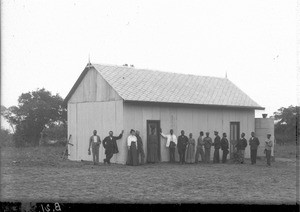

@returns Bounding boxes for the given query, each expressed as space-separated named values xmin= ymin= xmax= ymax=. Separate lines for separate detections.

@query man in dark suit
xmin=88 ymin=130 xmax=101 ymax=165
xmin=103 ymin=130 xmax=124 ymax=164
xmin=177 ymin=130 xmax=188 ymax=164
xmin=220 ymin=132 xmax=229 ymax=163
xmin=249 ymin=132 xmax=260 ymax=165
xmin=213 ymin=131 xmax=221 ymax=163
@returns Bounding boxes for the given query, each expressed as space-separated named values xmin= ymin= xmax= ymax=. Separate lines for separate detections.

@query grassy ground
xmin=0 ymin=145 xmax=298 ymax=204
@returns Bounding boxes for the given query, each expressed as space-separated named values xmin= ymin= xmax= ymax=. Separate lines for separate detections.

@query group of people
xmin=88 ymin=128 xmax=274 ymax=167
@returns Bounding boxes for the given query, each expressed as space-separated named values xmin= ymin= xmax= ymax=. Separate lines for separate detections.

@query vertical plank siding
xmin=68 ymin=100 xmax=124 ymax=163
xmin=69 ymin=69 xmax=122 ymax=103
xmin=123 ymin=103 xmax=255 ymax=163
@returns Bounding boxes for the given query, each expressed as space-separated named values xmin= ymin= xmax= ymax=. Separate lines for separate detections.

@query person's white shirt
xmin=93 ymin=135 xmax=98 ymax=143
xmin=127 ymin=135 xmax=137 ymax=147
xmin=161 ymin=132 xmax=177 ymax=147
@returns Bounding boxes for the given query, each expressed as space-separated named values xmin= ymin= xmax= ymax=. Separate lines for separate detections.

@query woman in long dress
xmin=147 ymin=128 xmax=159 ymax=163
xmin=126 ymin=129 xmax=138 ymax=166
xmin=186 ymin=133 xmax=196 ymax=164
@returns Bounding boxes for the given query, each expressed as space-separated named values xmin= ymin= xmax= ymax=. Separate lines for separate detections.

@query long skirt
xmin=127 ymin=142 xmax=138 ymax=166
xmin=185 ymin=144 xmax=195 ymax=163
xmin=205 ymin=148 xmax=211 ymax=163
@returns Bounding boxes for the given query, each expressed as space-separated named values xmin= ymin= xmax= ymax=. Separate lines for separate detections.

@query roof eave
xmin=123 ymin=100 xmax=265 ymax=110
xmin=63 ymin=65 xmax=93 ymax=106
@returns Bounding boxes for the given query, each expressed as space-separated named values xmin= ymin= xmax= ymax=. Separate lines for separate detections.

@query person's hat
xmin=267 ymin=133 xmax=271 ymax=136
xmin=214 ymin=131 xmax=218 ymax=133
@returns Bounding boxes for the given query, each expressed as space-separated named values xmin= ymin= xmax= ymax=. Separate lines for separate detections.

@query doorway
xmin=230 ymin=122 xmax=240 ymax=158
xmin=146 ymin=120 xmax=161 ymax=161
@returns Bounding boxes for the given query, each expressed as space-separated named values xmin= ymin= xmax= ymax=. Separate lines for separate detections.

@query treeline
xmin=1 ymin=88 xmax=67 ymax=147
xmin=273 ymin=105 xmax=298 ymax=144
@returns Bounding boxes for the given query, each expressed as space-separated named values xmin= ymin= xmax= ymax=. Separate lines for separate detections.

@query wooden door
xmin=230 ymin=122 xmax=240 ymax=158
xmin=146 ymin=120 xmax=161 ymax=161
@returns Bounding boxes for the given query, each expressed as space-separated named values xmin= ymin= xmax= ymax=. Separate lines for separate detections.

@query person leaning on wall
xmin=160 ymin=128 xmax=177 ymax=163
xmin=102 ymin=130 xmax=124 ymax=165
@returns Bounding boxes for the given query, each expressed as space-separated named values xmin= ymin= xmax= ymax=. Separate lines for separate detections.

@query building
xmin=64 ymin=63 xmax=269 ymax=164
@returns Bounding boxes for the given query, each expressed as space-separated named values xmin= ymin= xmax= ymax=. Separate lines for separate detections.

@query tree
xmin=0 ymin=128 xmax=13 ymax=147
xmin=3 ymin=88 xmax=67 ymax=146
xmin=273 ymin=105 xmax=298 ymax=144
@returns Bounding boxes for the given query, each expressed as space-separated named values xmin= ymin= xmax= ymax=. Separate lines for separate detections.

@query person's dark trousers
xmin=178 ymin=149 xmax=186 ymax=164
xmin=182 ymin=149 xmax=186 ymax=163
xmin=266 ymin=150 xmax=271 ymax=166
xmin=250 ymin=149 xmax=257 ymax=164
xmin=92 ymin=145 xmax=99 ymax=164
xmin=213 ymin=149 xmax=220 ymax=163
xmin=105 ymin=153 xmax=113 ymax=164
xmin=222 ymin=150 xmax=228 ymax=163
xmin=169 ymin=147 xmax=175 ymax=163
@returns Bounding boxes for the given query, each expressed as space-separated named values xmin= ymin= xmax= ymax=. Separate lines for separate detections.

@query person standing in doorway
xmin=102 ymin=130 xmax=124 ymax=165
xmin=186 ymin=133 xmax=196 ymax=164
xmin=249 ymin=132 xmax=260 ymax=165
xmin=265 ymin=134 xmax=273 ymax=166
xmin=136 ymin=130 xmax=145 ymax=165
xmin=220 ymin=133 xmax=229 ymax=163
xmin=88 ymin=130 xmax=101 ymax=165
xmin=212 ymin=131 xmax=221 ymax=163
xmin=236 ymin=133 xmax=247 ymax=164
xmin=177 ymin=130 xmax=188 ymax=164
xmin=203 ymin=132 xmax=213 ymax=163
xmin=195 ymin=131 xmax=205 ymax=163
xmin=127 ymin=129 xmax=139 ymax=166
xmin=147 ymin=128 xmax=159 ymax=163
xmin=161 ymin=129 xmax=177 ymax=163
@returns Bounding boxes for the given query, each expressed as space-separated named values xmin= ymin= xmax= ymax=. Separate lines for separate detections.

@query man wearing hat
xmin=212 ymin=131 xmax=221 ymax=163
xmin=249 ymin=132 xmax=260 ymax=165
xmin=265 ymin=134 xmax=273 ymax=166
xmin=203 ymin=132 xmax=213 ymax=163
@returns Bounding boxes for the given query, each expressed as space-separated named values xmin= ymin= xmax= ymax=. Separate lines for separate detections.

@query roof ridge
xmin=91 ymin=63 xmax=227 ymax=80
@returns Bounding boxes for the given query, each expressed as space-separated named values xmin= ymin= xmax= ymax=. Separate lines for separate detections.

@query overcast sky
xmin=1 ymin=0 xmax=299 ymax=121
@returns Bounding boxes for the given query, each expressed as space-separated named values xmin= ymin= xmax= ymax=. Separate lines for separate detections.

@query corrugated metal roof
xmin=87 ymin=64 xmax=263 ymax=109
